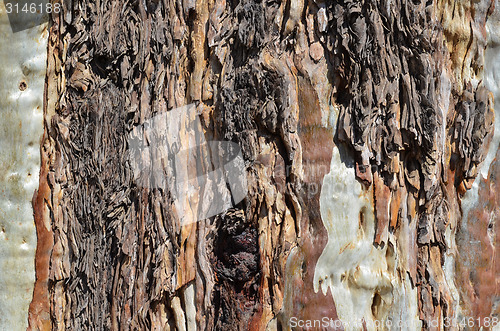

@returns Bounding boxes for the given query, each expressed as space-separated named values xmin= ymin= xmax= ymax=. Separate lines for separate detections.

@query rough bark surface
xmin=28 ymin=0 xmax=498 ymax=330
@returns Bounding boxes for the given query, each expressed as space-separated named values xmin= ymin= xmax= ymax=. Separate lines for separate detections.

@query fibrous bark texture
xmin=28 ymin=0 xmax=499 ymax=330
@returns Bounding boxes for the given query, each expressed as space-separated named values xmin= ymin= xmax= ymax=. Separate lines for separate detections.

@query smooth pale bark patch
xmin=0 ymin=4 xmax=47 ymax=330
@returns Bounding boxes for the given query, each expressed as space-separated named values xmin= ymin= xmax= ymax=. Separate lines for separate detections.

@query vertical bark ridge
xmin=28 ymin=0 xmax=498 ymax=330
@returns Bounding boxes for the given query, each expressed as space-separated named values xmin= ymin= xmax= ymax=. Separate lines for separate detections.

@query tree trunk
xmin=26 ymin=0 xmax=499 ymax=330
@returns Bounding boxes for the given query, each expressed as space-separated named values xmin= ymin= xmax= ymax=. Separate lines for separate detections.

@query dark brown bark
xmin=28 ymin=0 xmax=498 ymax=330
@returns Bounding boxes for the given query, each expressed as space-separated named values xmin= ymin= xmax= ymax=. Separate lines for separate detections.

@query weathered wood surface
xmin=28 ymin=0 xmax=499 ymax=330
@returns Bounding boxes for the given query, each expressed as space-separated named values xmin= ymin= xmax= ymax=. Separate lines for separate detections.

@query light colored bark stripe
xmin=0 ymin=3 xmax=48 ymax=330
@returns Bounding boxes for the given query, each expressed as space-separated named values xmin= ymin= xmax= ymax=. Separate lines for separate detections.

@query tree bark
xmin=27 ymin=0 xmax=499 ymax=330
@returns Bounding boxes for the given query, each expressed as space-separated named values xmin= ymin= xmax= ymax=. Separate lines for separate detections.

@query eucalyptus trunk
xmin=25 ymin=0 xmax=499 ymax=330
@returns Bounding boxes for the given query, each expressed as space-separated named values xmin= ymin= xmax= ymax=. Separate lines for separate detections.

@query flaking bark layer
xmin=28 ymin=0 xmax=498 ymax=330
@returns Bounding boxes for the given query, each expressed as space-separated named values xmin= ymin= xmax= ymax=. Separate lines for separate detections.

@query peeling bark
xmin=27 ymin=0 xmax=498 ymax=330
